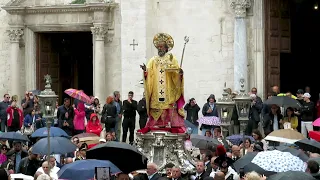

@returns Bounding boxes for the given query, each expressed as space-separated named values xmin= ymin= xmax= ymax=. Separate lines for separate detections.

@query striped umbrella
xmin=64 ymin=88 xmax=91 ymax=104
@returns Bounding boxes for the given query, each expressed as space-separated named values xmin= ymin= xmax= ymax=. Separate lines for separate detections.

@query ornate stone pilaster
xmin=8 ymin=29 xmax=23 ymax=42
xmin=8 ymin=28 xmax=24 ymax=102
xmin=91 ymin=26 xmax=108 ymax=41
xmin=230 ymin=0 xmax=252 ymax=18
xmin=91 ymin=25 xmax=107 ymax=100
xmin=230 ymin=0 xmax=251 ymax=92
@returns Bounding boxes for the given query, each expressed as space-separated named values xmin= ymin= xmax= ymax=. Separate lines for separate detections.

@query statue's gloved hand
xmin=140 ymin=63 xmax=146 ymax=71
xmin=179 ymin=68 xmax=184 ymax=75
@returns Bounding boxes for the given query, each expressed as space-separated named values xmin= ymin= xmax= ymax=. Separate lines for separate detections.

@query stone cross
xmin=130 ymin=39 xmax=138 ymax=51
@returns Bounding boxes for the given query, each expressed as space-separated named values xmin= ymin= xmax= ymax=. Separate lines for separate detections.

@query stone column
xmin=230 ymin=0 xmax=251 ymax=92
xmin=8 ymin=28 xmax=24 ymax=99
xmin=91 ymin=25 xmax=108 ymax=99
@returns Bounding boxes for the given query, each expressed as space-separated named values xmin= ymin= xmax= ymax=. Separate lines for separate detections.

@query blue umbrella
xmin=31 ymin=127 xmax=70 ymax=138
xmin=0 ymin=132 xmax=29 ymax=141
xmin=58 ymin=159 xmax=121 ymax=180
xmin=32 ymin=137 xmax=76 ymax=155
xmin=226 ymin=134 xmax=255 ymax=145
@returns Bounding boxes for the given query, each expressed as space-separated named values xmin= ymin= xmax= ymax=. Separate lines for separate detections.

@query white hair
xmin=244 ymin=171 xmax=261 ymax=180
xmin=37 ymin=174 xmax=51 ymax=180
xmin=147 ymin=162 xmax=158 ymax=170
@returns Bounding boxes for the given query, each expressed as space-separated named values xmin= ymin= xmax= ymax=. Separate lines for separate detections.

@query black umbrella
xmin=264 ymin=96 xmax=302 ymax=108
xmin=233 ymin=152 xmax=257 ymax=172
xmin=267 ymin=171 xmax=316 ymax=180
xmin=275 ymin=145 xmax=309 ymax=162
xmin=295 ymin=138 xmax=320 ymax=154
xmin=86 ymin=141 xmax=148 ymax=174
xmin=233 ymin=152 xmax=276 ymax=176
xmin=190 ymin=134 xmax=221 ymax=149
xmin=0 ymin=132 xmax=29 ymax=142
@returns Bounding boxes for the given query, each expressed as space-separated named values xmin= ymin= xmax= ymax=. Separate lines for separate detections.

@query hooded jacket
xmin=86 ymin=113 xmax=102 ymax=136
xmin=73 ymin=103 xmax=86 ymax=130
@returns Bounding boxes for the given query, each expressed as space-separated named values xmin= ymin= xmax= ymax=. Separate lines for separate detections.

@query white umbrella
xmin=251 ymin=150 xmax=307 ymax=172
xmin=10 ymin=173 xmax=34 ymax=180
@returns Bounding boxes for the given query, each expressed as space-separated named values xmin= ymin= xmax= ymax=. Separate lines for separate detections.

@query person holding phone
xmin=59 ymin=112 xmax=74 ymax=136
xmin=184 ymin=98 xmax=200 ymax=134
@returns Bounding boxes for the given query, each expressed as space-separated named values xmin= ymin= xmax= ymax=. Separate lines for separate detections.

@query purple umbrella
xmin=226 ymin=134 xmax=255 ymax=145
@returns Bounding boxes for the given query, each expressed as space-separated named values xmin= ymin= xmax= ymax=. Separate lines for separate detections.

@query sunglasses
xmin=1 ymin=148 xmax=7 ymax=151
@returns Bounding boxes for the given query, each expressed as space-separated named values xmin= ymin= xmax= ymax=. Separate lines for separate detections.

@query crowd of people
xmin=0 ymin=83 xmax=317 ymax=179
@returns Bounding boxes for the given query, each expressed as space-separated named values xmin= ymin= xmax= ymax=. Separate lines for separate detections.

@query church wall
xmin=0 ymin=0 xmax=17 ymax=96
xmin=104 ymin=2 xmax=122 ymax=98
xmin=119 ymin=0 xmax=148 ymax=101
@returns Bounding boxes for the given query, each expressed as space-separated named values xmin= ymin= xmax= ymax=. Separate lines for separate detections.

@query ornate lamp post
xmin=215 ymin=83 xmax=235 ymax=138
xmin=233 ymin=79 xmax=251 ymax=154
xmin=38 ymin=75 xmax=58 ymax=165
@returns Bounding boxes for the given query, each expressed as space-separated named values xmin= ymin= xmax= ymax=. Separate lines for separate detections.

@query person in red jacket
xmin=6 ymin=101 xmax=23 ymax=132
xmin=86 ymin=113 xmax=102 ymax=136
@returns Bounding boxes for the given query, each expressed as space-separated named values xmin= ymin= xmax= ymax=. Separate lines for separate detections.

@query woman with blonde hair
xmin=244 ymin=171 xmax=266 ymax=180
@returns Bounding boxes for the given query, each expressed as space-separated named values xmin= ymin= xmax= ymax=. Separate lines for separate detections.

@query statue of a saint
xmin=140 ymin=33 xmax=185 ymax=131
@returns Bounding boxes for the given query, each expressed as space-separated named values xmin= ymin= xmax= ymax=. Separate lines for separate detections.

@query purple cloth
xmin=197 ymin=116 xmax=221 ymax=126
xmin=0 ymin=154 xmax=7 ymax=165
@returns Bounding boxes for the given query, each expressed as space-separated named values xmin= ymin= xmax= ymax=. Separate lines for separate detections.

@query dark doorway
xmin=280 ymin=0 xmax=320 ymax=102
xmin=36 ymin=32 xmax=93 ymax=104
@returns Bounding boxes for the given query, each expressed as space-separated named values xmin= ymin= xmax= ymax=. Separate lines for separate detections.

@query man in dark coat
xmin=247 ymin=92 xmax=263 ymax=135
xmin=122 ymin=91 xmax=137 ymax=145
xmin=137 ymin=93 xmax=148 ymax=129
xmin=0 ymin=94 xmax=10 ymax=132
xmin=147 ymin=163 xmax=162 ymax=180
xmin=190 ymin=161 xmax=209 ymax=180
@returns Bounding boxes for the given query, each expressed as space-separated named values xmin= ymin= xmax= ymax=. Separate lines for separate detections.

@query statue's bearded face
xmin=157 ymin=42 xmax=168 ymax=57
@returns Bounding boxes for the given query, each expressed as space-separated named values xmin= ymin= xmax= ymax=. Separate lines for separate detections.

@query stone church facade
xmin=0 ymin=0 xmax=265 ymax=107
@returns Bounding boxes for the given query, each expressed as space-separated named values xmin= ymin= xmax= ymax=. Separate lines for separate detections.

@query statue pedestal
xmin=136 ymin=130 xmax=196 ymax=174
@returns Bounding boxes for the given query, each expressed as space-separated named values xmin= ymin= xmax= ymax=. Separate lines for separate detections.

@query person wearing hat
xmin=140 ymin=33 xmax=185 ymax=130
xmin=75 ymin=143 xmax=87 ymax=161
xmin=300 ymin=92 xmax=315 ymax=137
xmin=214 ymin=145 xmax=239 ymax=180
xmin=201 ymin=94 xmax=218 ymax=135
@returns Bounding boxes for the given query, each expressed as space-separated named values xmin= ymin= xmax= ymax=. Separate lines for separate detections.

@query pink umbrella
xmin=313 ymin=118 xmax=320 ymax=127
xmin=64 ymin=88 xmax=91 ymax=104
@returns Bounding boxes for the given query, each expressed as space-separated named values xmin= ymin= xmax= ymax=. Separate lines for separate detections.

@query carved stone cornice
xmin=230 ymin=0 xmax=251 ymax=18
xmin=2 ymin=3 xmax=118 ymax=15
xmin=91 ymin=26 xmax=108 ymax=41
xmin=7 ymin=29 xmax=24 ymax=42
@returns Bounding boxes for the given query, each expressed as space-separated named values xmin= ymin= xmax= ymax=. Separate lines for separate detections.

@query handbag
xmin=22 ymin=125 xmax=34 ymax=135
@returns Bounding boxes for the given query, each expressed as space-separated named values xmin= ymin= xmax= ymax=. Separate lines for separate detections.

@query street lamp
xmin=233 ymin=79 xmax=251 ymax=154
xmin=215 ymin=83 xmax=235 ymax=138
xmin=38 ymin=75 xmax=58 ymax=166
